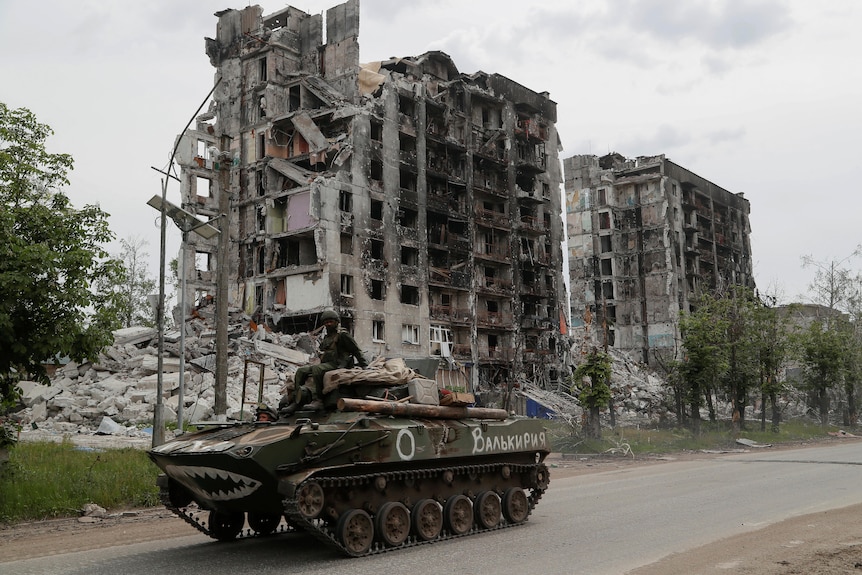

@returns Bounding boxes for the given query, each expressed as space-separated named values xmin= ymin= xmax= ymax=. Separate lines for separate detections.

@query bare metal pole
xmin=214 ymin=138 xmax=230 ymax=418
xmin=151 ymin=80 xmax=221 ymax=447
xmin=177 ymin=230 xmax=188 ymax=432
xmin=153 ymin=178 xmax=167 ymax=448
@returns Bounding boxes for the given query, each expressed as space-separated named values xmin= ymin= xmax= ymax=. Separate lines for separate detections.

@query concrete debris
xmin=95 ymin=416 xmax=123 ymax=435
xmin=111 ymin=326 xmax=158 ymax=346
xmin=80 ymin=503 xmax=108 ymax=518
xmin=736 ymin=438 xmax=772 ymax=448
xmin=9 ymin=310 xmax=340 ymax=444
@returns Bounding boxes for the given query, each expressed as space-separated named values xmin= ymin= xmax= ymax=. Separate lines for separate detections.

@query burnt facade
xmin=564 ymin=153 xmax=754 ymax=364
xmin=173 ymin=1 xmax=566 ymax=397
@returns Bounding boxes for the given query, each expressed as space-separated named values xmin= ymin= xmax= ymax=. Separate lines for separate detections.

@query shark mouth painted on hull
xmin=165 ymin=464 xmax=262 ymax=502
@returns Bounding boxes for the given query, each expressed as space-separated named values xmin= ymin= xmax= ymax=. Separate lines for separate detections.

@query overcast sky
xmin=1 ymin=0 xmax=860 ymax=305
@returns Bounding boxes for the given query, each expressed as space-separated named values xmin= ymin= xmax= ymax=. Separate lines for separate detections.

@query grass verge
xmin=0 ymin=439 xmax=160 ymax=524
xmin=548 ymin=419 xmax=847 ymax=456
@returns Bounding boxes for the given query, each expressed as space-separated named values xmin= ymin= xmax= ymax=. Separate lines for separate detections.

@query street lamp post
xmin=146 ymin=81 xmax=221 ymax=449
xmin=146 ymin=195 xmax=219 ymax=438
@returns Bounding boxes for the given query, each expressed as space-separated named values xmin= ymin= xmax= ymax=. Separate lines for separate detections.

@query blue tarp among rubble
xmin=526 ymin=398 xmax=556 ymax=419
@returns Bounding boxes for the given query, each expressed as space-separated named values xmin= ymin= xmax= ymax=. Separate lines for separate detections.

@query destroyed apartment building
xmin=564 ymin=153 xmax=754 ymax=365
xmin=171 ymin=0 xmax=566 ymax=398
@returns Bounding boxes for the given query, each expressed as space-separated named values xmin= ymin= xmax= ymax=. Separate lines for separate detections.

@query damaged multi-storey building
xmin=564 ymin=153 xmax=754 ymax=365
xmin=171 ymin=1 xmax=566 ymax=401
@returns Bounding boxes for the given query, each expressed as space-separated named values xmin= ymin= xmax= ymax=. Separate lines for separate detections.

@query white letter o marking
xmin=396 ymin=429 xmax=415 ymax=461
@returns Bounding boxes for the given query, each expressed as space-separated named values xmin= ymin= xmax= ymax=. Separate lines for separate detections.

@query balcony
xmin=515 ymin=142 xmax=546 ymax=172
xmin=399 ymin=188 xmax=418 ymax=207
xmin=518 ymin=215 xmax=545 ymax=236
xmin=478 ymin=347 xmax=514 ymax=362
xmin=429 ymin=267 xmax=450 ymax=285
xmin=520 ymin=283 xmax=548 ymax=297
xmin=451 ymin=344 xmax=472 ymax=359
xmin=430 ymin=304 xmax=452 ymax=321
xmin=477 ymin=311 xmax=513 ymax=327
xmin=427 ymin=191 xmax=449 ymax=212
xmin=478 ymin=276 xmax=513 ymax=295
xmin=473 ymin=176 xmax=508 ymax=199
xmin=397 ymin=224 xmax=418 ymax=242
xmin=476 ymin=208 xmax=510 ymax=229
xmin=515 ymin=118 xmax=548 ymax=142
xmin=475 ymin=244 xmax=510 ymax=263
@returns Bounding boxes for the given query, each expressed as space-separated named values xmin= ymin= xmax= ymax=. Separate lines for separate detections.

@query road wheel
xmin=412 ymin=498 xmax=443 ymax=541
xmin=208 ymin=511 xmax=244 ymax=541
xmin=247 ymin=512 xmax=281 ymax=535
xmin=376 ymin=501 xmax=410 ymax=547
xmin=296 ymin=481 xmax=325 ymax=519
xmin=337 ymin=509 xmax=374 ymax=556
xmin=502 ymin=487 xmax=529 ymax=524
xmin=444 ymin=494 xmax=473 ymax=535
xmin=474 ymin=491 xmax=502 ymax=529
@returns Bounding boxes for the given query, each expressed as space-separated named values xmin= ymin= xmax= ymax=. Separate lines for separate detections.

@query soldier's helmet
xmin=255 ymin=403 xmax=277 ymax=422
xmin=320 ymin=309 xmax=340 ymax=323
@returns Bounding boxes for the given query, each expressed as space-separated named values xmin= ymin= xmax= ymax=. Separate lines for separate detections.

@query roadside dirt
xmin=2 ymin=438 xmax=862 ymax=573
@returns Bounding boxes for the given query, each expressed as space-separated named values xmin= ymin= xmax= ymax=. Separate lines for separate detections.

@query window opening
xmin=371 ymin=279 xmax=385 ymax=300
xmin=402 ymin=324 xmax=420 ymax=345
xmin=401 ymin=285 xmax=420 ymax=306
xmin=600 ymin=235 xmax=612 ymax=253
xmin=196 ymin=176 xmax=211 ymax=199
xmin=339 ymin=190 xmax=352 ymax=212
xmin=340 ymin=234 xmax=353 ymax=255
xmin=600 ymin=258 xmax=612 ymax=276
xmin=370 ymin=120 xmax=382 ymax=141
xmin=371 ymin=199 xmax=383 ymax=220
xmin=599 ymin=212 xmax=611 ymax=230
xmin=372 ymin=320 xmax=385 ymax=342
xmin=401 ymin=246 xmax=419 ymax=267
xmin=341 ymin=274 xmax=353 ymax=296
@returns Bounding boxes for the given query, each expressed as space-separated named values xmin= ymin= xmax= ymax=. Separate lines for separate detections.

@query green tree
xmin=570 ymin=349 xmax=612 ymax=439
xmin=0 ymin=103 xmax=123 ymax=408
xmin=754 ymin=297 xmax=793 ymax=433
xmin=799 ymin=252 xmax=861 ymax=427
xmin=840 ymin=278 xmax=862 ymax=427
xmin=800 ymin=319 xmax=849 ymax=428
xmin=679 ymin=294 xmax=730 ymax=435
xmin=722 ymin=287 xmax=763 ymax=432
xmin=842 ymin=323 xmax=862 ymax=428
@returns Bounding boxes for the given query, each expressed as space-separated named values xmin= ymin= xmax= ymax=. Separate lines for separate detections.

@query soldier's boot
xmin=279 ymin=388 xmax=311 ymax=417
xmin=302 ymin=398 xmax=325 ymax=411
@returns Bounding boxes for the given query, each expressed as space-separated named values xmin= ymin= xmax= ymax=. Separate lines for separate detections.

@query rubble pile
xmin=599 ymin=348 xmax=812 ymax=426
xmin=10 ymin=307 xmax=315 ymax=441
xmin=607 ymin=349 xmax=674 ymax=426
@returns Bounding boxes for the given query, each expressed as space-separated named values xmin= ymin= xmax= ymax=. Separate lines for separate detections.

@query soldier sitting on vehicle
xmin=279 ymin=309 xmax=367 ymax=415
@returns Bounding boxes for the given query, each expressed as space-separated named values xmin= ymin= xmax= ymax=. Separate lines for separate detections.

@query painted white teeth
xmin=165 ymin=464 xmax=261 ymax=501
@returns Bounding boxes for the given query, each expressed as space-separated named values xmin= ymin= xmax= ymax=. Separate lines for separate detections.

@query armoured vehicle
xmin=148 ymin=387 xmax=550 ymax=556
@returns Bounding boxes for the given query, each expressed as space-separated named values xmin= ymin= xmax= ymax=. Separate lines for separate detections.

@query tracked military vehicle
xmin=148 ymin=375 xmax=550 ymax=557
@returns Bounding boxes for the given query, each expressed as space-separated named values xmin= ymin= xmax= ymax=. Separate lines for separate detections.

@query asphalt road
xmin=5 ymin=442 xmax=862 ymax=575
